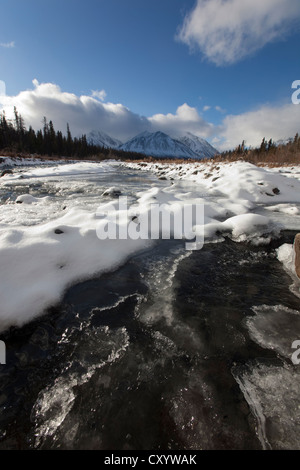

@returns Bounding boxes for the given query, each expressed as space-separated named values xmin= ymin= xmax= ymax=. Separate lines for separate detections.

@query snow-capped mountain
xmin=175 ymin=132 xmax=218 ymax=159
xmin=119 ymin=131 xmax=199 ymax=159
xmin=87 ymin=129 xmax=218 ymax=159
xmin=87 ymin=130 xmax=123 ymax=149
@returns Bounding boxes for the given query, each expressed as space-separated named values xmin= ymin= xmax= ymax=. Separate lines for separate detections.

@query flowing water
xmin=1 ymin=162 xmax=300 ymax=450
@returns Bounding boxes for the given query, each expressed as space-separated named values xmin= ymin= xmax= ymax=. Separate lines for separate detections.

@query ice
xmin=246 ymin=305 xmax=300 ymax=360
xmin=8 ymin=160 xmax=119 ymax=179
xmin=137 ymin=247 xmax=192 ymax=327
xmin=232 ymin=362 xmax=300 ymax=449
xmin=3 ymin=157 xmax=300 ymax=450
xmin=1 ymin=158 xmax=299 ymax=333
xmin=31 ymin=325 xmax=130 ymax=447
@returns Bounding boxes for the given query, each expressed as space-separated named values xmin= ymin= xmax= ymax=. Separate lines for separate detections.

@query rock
xmin=272 ymin=187 xmax=280 ymax=195
xmin=1 ymin=169 xmax=13 ymax=177
xmin=15 ymin=194 xmax=37 ymax=204
xmin=54 ymin=229 xmax=64 ymax=235
xmin=102 ymin=187 xmax=122 ymax=198
xmin=294 ymin=234 xmax=300 ymax=278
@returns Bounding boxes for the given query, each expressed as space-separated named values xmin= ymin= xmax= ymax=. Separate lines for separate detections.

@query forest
xmin=0 ymin=107 xmax=145 ymax=160
xmin=1 ymin=107 xmax=299 ymax=165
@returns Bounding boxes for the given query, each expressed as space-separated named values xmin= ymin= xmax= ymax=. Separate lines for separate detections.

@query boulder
xmin=1 ymin=169 xmax=13 ymax=177
xmin=102 ymin=187 xmax=122 ymax=198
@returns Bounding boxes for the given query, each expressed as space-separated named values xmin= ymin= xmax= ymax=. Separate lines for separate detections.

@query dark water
xmin=1 ymin=229 xmax=300 ymax=450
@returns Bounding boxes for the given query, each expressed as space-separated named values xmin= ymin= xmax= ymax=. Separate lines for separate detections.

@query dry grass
xmin=122 ymin=136 xmax=300 ymax=167
xmin=213 ymin=137 xmax=300 ymax=167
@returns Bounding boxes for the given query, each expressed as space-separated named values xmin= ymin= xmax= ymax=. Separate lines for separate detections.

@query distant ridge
xmin=87 ymin=130 xmax=123 ymax=149
xmin=175 ymin=132 xmax=218 ymax=159
xmin=87 ymin=128 xmax=218 ymax=159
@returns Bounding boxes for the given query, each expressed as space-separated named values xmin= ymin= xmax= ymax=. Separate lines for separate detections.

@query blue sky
xmin=0 ymin=0 xmax=300 ymax=150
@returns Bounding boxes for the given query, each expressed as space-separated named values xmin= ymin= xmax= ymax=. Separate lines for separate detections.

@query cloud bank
xmin=0 ymin=80 xmax=213 ymax=142
xmin=0 ymin=80 xmax=150 ymax=142
xmin=0 ymin=79 xmax=299 ymax=151
xmin=216 ymin=102 xmax=300 ymax=150
xmin=177 ymin=0 xmax=300 ymax=66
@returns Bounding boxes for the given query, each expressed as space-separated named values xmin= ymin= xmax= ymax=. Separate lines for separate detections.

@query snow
xmin=125 ymin=160 xmax=300 ymax=214
xmin=87 ymin=130 xmax=123 ymax=149
xmin=276 ymin=243 xmax=300 ymax=298
xmin=175 ymin=132 xmax=218 ymax=159
xmin=79 ymin=129 xmax=219 ymax=159
xmin=0 ymin=204 xmax=154 ymax=331
xmin=119 ymin=131 xmax=210 ymax=159
xmin=1 ymin=157 xmax=300 ymax=333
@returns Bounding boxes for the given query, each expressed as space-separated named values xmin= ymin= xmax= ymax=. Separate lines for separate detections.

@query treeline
xmin=0 ymin=107 xmax=144 ymax=160
xmin=214 ymin=134 xmax=300 ymax=165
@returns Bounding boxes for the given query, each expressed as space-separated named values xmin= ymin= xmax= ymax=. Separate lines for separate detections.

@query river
xmin=0 ymin=160 xmax=300 ymax=450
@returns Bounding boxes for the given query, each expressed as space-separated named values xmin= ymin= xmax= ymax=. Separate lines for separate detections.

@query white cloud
xmin=91 ymin=89 xmax=107 ymax=101
xmin=0 ymin=80 xmax=150 ymax=142
xmin=215 ymin=105 xmax=226 ymax=113
xmin=216 ymin=102 xmax=300 ymax=150
xmin=203 ymin=105 xmax=211 ymax=112
xmin=149 ymin=103 xmax=214 ymax=138
xmin=1 ymin=80 xmax=299 ymax=151
xmin=177 ymin=0 xmax=300 ymax=65
xmin=0 ymin=41 xmax=15 ymax=48
xmin=0 ymin=81 xmax=213 ymax=142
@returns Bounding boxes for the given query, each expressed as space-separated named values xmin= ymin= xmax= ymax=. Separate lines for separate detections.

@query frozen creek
xmin=1 ymin=158 xmax=300 ymax=450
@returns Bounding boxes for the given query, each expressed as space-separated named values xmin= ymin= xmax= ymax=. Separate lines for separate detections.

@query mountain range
xmin=87 ymin=130 xmax=123 ymax=149
xmin=87 ymin=129 xmax=218 ymax=159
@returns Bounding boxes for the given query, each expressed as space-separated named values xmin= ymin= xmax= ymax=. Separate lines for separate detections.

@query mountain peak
xmin=175 ymin=133 xmax=218 ymax=159
xmin=87 ymin=130 xmax=123 ymax=149
xmin=120 ymin=131 xmax=199 ymax=159
xmin=87 ymin=128 xmax=218 ymax=159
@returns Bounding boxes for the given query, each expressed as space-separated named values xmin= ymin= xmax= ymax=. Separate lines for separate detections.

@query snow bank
xmin=0 ymin=205 xmax=152 ymax=332
xmin=200 ymin=162 xmax=300 ymax=204
xmin=125 ymin=161 xmax=300 ymax=205
xmin=5 ymin=160 xmax=119 ymax=179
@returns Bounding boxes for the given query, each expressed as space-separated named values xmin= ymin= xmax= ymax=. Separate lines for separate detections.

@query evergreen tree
xmin=259 ymin=137 xmax=267 ymax=153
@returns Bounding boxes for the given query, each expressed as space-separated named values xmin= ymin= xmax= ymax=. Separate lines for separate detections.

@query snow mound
xmin=0 ymin=206 xmax=152 ymax=332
